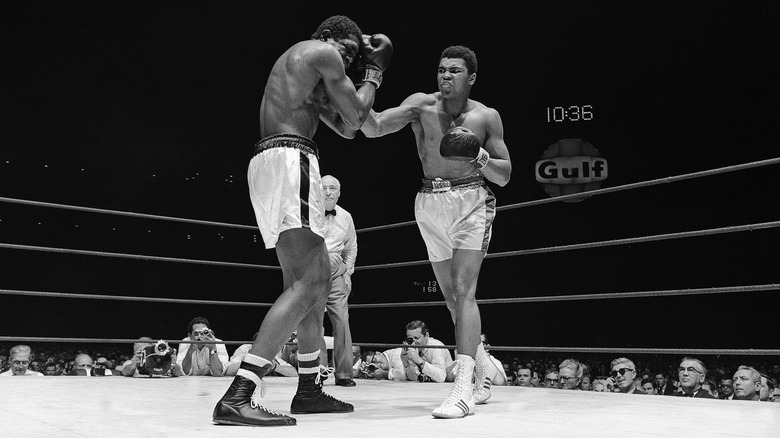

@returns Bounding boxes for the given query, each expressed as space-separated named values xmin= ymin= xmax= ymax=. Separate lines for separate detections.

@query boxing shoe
xmin=213 ymin=375 xmax=296 ymax=426
xmin=290 ymin=366 xmax=354 ymax=414
xmin=473 ymin=346 xmax=494 ymax=404
xmin=432 ymin=355 xmax=476 ymax=419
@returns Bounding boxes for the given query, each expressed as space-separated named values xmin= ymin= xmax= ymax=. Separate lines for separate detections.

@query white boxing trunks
xmin=414 ymin=174 xmax=496 ymax=262
xmin=248 ymin=134 xmax=326 ymax=249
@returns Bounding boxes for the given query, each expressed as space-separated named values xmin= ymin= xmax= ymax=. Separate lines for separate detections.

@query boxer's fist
xmin=361 ymin=34 xmax=393 ymax=71
xmin=439 ymin=126 xmax=490 ymax=169
xmin=358 ymin=34 xmax=392 ymax=88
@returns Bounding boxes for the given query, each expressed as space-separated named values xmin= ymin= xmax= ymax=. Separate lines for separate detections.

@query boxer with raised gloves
xmin=439 ymin=126 xmax=490 ymax=169
xmin=356 ymin=33 xmax=393 ymax=89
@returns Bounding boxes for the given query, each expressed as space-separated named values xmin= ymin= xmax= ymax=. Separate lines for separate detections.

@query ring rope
xmin=355 ymin=221 xmax=780 ymax=270
xmin=2 ymin=284 xmax=777 ymax=308
xmin=357 ymin=156 xmax=780 ymax=233
xmin=0 ymin=336 xmax=777 ymax=356
xmin=0 ymin=196 xmax=258 ymax=231
xmin=2 ymin=157 xmax=778 ymax=235
xmin=0 ymin=242 xmax=280 ymax=270
xmin=2 ymin=221 xmax=777 ymax=270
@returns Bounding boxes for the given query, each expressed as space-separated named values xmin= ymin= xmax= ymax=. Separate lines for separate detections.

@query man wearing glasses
xmin=674 ymin=357 xmax=715 ymax=398
xmin=543 ymin=370 xmax=559 ymax=388
xmin=610 ymin=357 xmax=644 ymax=394
xmin=557 ymin=358 xmax=584 ymax=390
xmin=718 ymin=376 xmax=735 ymax=399
xmin=0 ymin=345 xmax=43 ymax=376
xmin=176 ymin=316 xmax=229 ymax=376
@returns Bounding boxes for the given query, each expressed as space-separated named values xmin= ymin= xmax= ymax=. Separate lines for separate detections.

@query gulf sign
xmin=535 ymin=138 xmax=608 ymax=202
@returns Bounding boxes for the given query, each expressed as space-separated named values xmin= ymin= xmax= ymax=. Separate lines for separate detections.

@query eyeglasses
xmin=610 ymin=368 xmax=634 ymax=378
xmin=718 ymin=384 xmax=732 ymax=388
xmin=677 ymin=367 xmax=702 ymax=374
xmin=558 ymin=376 xmax=578 ymax=384
xmin=12 ymin=360 xmax=30 ymax=366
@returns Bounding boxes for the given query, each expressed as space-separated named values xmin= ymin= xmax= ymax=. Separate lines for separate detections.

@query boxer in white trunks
xmin=360 ymin=45 xmax=512 ymax=419
xmin=212 ymin=15 xmax=392 ymax=427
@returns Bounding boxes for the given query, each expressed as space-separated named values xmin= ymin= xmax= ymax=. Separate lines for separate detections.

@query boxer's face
xmin=437 ymin=58 xmax=474 ymax=96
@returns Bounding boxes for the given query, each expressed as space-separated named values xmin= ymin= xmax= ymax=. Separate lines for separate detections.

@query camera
xmin=405 ymin=337 xmax=415 ymax=345
xmin=140 ymin=340 xmax=175 ymax=376
xmin=360 ymin=362 xmax=380 ymax=378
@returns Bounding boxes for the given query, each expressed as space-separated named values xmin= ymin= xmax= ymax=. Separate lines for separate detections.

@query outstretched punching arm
xmin=360 ymin=92 xmax=433 ymax=138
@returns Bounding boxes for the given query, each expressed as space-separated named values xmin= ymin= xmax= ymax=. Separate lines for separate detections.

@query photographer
xmin=357 ymin=348 xmax=407 ymax=381
xmin=121 ymin=337 xmax=184 ymax=377
xmin=400 ymin=320 xmax=456 ymax=383
xmin=176 ymin=316 xmax=229 ymax=376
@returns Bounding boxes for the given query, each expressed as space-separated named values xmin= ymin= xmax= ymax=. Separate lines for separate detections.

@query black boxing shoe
xmin=213 ymin=375 xmax=296 ymax=426
xmin=290 ymin=371 xmax=354 ymax=414
xmin=335 ymin=378 xmax=356 ymax=387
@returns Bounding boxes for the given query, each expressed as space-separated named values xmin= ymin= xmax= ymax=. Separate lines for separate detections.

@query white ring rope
xmin=1 ymin=156 xmax=778 ymax=234
xmin=1 ymin=221 xmax=778 ymax=269
xmin=2 ymin=283 xmax=777 ymax=307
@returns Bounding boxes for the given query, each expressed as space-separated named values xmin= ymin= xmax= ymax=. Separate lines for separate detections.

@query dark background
xmin=1 ymin=2 xmax=778 ymax=352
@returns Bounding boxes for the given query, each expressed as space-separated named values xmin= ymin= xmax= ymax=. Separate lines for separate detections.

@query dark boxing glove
xmin=359 ymin=33 xmax=393 ymax=88
xmin=439 ymin=126 xmax=490 ymax=169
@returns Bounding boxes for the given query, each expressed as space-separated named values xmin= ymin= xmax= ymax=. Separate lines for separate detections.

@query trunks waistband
xmin=419 ymin=174 xmax=485 ymax=193
xmin=253 ymin=134 xmax=319 ymax=159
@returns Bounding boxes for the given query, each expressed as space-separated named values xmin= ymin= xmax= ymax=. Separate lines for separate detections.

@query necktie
xmin=325 ymin=210 xmax=336 ymax=217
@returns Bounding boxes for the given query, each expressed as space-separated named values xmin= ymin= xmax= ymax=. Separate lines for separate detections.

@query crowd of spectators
xmin=489 ymin=351 xmax=779 ymax=401
xmin=2 ymin=340 xmax=778 ymax=402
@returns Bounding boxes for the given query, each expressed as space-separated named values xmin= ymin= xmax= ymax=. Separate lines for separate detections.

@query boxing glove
xmin=439 ymin=126 xmax=490 ymax=169
xmin=359 ymin=33 xmax=393 ymax=88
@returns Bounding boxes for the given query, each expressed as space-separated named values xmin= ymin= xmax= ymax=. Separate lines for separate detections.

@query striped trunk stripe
xmin=299 ymin=151 xmax=310 ymax=228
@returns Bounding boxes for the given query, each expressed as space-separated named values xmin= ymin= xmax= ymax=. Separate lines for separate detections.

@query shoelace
xmin=442 ymin=360 xmax=467 ymax=406
xmin=315 ymin=364 xmax=335 ymax=384
xmin=249 ymin=380 xmax=268 ymax=409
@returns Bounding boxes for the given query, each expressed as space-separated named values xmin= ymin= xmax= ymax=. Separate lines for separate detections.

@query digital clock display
xmin=547 ymin=105 xmax=594 ymax=122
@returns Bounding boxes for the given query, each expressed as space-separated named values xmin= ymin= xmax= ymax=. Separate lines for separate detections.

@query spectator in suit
xmin=675 ymin=357 xmax=715 ymax=398
xmin=543 ymin=369 xmax=559 ymax=388
xmin=641 ymin=378 xmax=658 ymax=395
xmin=653 ymin=371 xmax=676 ymax=395
xmin=0 ymin=345 xmax=43 ymax=376
xmin=515 ymin=367 xmax=533 ymax=387
xmin=719 ymin=376 xmax=735 ymax=399
xmin=557 ymin=358 xmax=584 ymax=390
xmin=732 ymin=365 xmax=762 ymax=401
xmin=611 ymin=357 xmax=644 ymax=394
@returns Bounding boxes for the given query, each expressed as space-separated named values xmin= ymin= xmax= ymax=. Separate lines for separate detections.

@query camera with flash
xmin=140 ymin=340 xmax=175 ymax=376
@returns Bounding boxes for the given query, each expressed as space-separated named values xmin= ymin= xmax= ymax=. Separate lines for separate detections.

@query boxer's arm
xmin=360 ymin=92 xmax=431 ymax=138
xmin=316 ymin=45 xmax=377 ymax=132
xmin=478 ymin=108 xmax=511 ymax=187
